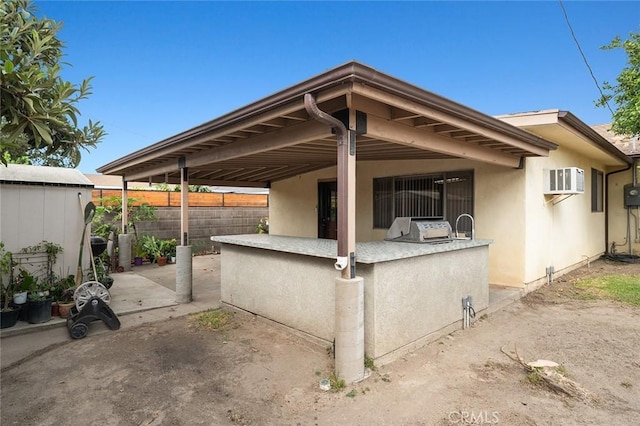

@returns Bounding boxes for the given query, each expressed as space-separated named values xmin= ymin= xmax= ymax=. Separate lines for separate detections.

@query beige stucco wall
xmin=270 ymin=158 xmax=528 ymax=286
xmin=269 ymin=146 xmax=613 ymax=287
xmin=608 ymin=167 xmax=637 ymax=254
xmin=522 ymin=149 xmax=607 ymax=285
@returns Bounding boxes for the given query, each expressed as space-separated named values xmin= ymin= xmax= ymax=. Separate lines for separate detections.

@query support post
xmin=304 ymin=94 xmax=364 ymax=383
xmin=119 ymin=178 xmax=132 ymax=271
xmin=176 ymin=163 xmax=193 ymax=303
xmin=121 ymin=178 xmax=128 ymax=234
xmin=176 ymin=245 xmax=192 ymax=303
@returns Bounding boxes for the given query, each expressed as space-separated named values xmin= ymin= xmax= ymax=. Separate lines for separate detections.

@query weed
xmin=556 ymin=365 xmax=568 ymax=377
xmin=527 ymin=370 xmax=543 ymax=385
xmin=315 ymin=370 xmax=322 ymax=376
xmin=620 ymin=381 xmax=633 ymax=389
xmin=190 ymin=309 xmax=233 ymax=331
xmin=364 ymin=355 xmax=376 ymax=371
xmin=329 ymin=372 xmax=345 ymax=391
xmin=346 ymin=389 xmax=357 ymax=398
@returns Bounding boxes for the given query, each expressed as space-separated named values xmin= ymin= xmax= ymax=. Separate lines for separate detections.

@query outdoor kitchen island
xmin=211 ymin=234 xmax=491 ymax=363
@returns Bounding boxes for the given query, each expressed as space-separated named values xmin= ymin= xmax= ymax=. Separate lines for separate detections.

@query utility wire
xmin=558 ymin=0 xmax=615 ymax=116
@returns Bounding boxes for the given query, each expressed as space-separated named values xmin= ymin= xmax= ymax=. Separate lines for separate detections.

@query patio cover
xmin=97 ymin=61 xmax=557 ymax=185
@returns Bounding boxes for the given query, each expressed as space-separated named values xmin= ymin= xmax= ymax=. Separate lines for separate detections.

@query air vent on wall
xmin=543 ymin=167 xmax=585 ymax=195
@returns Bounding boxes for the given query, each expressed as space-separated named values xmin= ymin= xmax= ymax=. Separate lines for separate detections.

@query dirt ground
xmin=1 ymin=258 xmax=639 ymax=425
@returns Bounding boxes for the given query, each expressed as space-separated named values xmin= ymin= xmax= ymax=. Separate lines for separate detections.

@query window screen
xmin=373 ymin=170 xmax=474 ymax=229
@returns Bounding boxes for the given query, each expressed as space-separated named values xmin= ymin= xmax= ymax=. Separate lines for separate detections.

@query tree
xmin=0 ymin=0 xmax=105 ymax=167
xmin=596 ymin=31 xmax=640 ymax=138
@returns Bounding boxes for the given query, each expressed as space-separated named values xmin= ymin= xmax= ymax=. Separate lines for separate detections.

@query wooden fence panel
xmin=92 ymin=189 xmax=267 ymax=207
xmin=224 ymin=193 xmax=269 ymax=207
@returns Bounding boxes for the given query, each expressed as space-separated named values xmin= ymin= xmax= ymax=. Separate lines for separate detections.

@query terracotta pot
xmin=157 ymin=256 xmax=167 ymax=266
xmin=58 ymin=302 xmax=75 ymax=318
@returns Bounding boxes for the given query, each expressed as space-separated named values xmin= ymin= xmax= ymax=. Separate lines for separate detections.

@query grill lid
xmin=385 ymin=217 xmax=452 ymax=243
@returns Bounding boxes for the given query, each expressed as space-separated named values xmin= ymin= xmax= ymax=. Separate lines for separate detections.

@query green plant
xmin=19 ymin=240 xmax=63 ymax=288
xmin=92 ymin=196 xmax=157 ymax=241
xmin=140 ymin=235 xmax=163 ymax=260
xmin=163 ymin=239 xmax=177 ymax=257
xmin=0 ymin=242 xmax=16 ymax=311
xmin=256 ymin=217 xmax=269 ymax=234
xmin=364 ymin=356 xmax=375 ymax=371
xmin=345 ymin=389 xmax=357 ymax=398
xmin=329 ymin=372 xmax=345 ymax=392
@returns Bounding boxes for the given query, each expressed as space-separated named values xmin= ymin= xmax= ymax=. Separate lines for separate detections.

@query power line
xmin=558 ymin=0 xmax=614 ymax=116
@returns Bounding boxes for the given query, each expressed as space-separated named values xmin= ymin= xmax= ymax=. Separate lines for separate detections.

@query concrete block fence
xmin=134 ymin=207 xmax=269 ymax=253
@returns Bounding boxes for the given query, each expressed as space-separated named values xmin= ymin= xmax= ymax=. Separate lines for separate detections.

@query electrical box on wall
xmin=624 ymin=184 xmax=640 ymax=207
xmin=543 ymin=167 xmax=585 ymax=195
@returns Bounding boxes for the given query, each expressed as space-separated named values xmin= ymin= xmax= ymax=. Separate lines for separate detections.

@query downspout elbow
xmin=304 ymin=93 xmax=347 ymax=143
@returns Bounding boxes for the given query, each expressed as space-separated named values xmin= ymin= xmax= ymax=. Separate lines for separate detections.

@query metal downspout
xmin=304 ymin=93 xmax=351 ymax=277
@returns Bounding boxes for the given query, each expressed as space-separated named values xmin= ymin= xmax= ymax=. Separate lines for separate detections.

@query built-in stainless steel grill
xmin=385 ymin=217 xmax=453 ymax=243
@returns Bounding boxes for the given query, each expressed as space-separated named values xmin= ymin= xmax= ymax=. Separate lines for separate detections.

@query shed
xmin=0 ymin=164 xmax=94 ymax=279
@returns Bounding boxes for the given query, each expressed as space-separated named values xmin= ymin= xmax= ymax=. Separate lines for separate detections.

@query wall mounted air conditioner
xmin=543 ymin=167 xmax=585 ymax=195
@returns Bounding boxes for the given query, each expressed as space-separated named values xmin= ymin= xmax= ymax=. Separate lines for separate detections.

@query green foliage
xmin=574 ymin=274 xmax=640 ymax=306
xmin=364 ymin=355 xmax=375 ymax=370
xmin=596 ymin=31 xmax=640 ymax=138
xmin=141 ymin=183 xmax=212 ymax=192
xmin=329 ymin=372 xmax=346 ymax=391
xmin=256 ymin=217 xmax=269 ymax=234
xmin=0 ymin=0 xmax=105 ymax=167
xmin=0 ymin=242 xmax=16 ymax=310
xmin=345 ymin=389 xmax=357 ymax=398
xmin=19 ymin=240 xmax=62 ymax=288
xmin=92 ymin=196 xmax=157 ymax=240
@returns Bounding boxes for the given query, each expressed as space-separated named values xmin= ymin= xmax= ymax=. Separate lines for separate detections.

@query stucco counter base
xmin=211 ymin=234 xmax=490 ymax=364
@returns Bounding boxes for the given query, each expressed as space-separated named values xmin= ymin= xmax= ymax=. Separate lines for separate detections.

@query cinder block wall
xmin=132 ymin=206 xmax=268 ymax=253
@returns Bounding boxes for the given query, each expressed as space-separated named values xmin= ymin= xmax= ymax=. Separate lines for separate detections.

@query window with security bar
xmin=373 ymin=170 xmax=474 ymax=233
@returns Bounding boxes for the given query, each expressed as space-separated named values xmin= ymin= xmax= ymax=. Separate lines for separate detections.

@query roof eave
xmin=558 ymin=111 xmax=633 ymax=165
xmin=98 ymin=61 xmax=558 ymax=174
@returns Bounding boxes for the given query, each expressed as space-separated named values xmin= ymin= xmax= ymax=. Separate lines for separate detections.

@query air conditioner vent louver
xmin=544 ymin=167 xmax=585 ymax=195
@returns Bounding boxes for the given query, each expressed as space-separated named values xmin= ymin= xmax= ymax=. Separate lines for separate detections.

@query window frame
xmin=591 ymin=168 xmax=603 ymax=213
xmin=373 ymin=170 xmax=474 ymax=229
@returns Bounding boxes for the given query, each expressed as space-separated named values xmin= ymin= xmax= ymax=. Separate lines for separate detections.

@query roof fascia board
xmin=557 ymin=111 xmax=632 ymax=165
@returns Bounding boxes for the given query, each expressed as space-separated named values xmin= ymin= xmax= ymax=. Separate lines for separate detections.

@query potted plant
xmin=52 ymin=274 xmax=75 ymax=318
xmin=23 ymin=271 xmax=52 ymax=324
xmin=141 ymin=235 xmax=163 ymax=265
xmin=57 ymin=287 xmax=75 ymax=318
xmin=165 ymin=239 xmax=177 ymax=263
xmin=133 ymin=238 xmax=146 ymax=266
xmin=0 ymin=242 xmax=20 ymax=329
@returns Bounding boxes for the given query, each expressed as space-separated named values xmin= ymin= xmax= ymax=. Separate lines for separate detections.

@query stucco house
xmin=97 ymin=62 xmax=632 ymax=380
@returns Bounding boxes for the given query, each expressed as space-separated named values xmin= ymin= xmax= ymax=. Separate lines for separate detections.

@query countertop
xmin=211 ymin=234 xmax=491 ymax=264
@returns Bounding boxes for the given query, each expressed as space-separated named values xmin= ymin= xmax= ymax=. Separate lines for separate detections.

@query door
xmin=318 ymin=181 xmax=337 ymax=239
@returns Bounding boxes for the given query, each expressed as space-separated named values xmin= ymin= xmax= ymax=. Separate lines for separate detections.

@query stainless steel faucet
xmin=455 ymin=214 xmax=475 ymax=240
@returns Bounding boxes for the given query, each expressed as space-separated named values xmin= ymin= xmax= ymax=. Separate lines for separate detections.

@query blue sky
xmin=34 ymin=1 xmax=639 ymax=173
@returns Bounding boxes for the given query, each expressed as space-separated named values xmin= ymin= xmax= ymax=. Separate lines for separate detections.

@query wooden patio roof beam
xmin=366 ymin=115 xmax=522 ymax=168
xmin=123 ymin=120 xmax=332 ymax=182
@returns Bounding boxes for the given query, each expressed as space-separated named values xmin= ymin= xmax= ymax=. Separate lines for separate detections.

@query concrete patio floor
xmin=0 ymin=254 xmax=221 ymax=369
